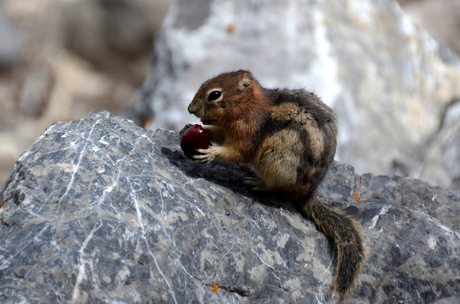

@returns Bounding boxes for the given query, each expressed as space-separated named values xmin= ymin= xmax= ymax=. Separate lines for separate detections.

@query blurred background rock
xmin=0 ymin=0 xmax=459 ymax=189
xmin=0 ymin=0 xmax=170 ymax=186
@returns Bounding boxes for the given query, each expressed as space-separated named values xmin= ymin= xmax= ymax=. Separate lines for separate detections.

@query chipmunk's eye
xmin=208 ymin=91 xmax=222 ymax=101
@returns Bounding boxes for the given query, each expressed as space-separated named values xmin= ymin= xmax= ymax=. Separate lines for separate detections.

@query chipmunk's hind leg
xmin=254 ymin=129 xmax=304 ymax=191
xmin=243 ymin=176 xmax=268 ymax=191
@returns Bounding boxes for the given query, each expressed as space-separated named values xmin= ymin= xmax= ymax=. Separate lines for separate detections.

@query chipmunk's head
xmin=188 ymin=70 xmax=258 ymax=125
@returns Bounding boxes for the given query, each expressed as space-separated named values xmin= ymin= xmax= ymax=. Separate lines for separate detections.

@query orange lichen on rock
xmin=353 ymin=193 xmax=361 ymax=201
xmin=210 ymin=284 xmax=219 ymax=294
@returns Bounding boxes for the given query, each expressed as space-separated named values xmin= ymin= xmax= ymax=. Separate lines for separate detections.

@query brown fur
xmin=187 ymin=70 xmax=366 ymax=298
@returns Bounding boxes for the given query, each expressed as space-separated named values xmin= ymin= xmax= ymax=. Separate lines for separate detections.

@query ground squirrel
xmin=186 ymin=70 xmax=365 ymax=298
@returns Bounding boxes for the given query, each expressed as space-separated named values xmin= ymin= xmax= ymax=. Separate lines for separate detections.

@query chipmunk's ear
xmin=238 ymin=73 xmax=253 ymax=91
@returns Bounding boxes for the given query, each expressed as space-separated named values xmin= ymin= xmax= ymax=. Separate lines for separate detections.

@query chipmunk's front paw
xmin=193 ymin=148 xmax=217 ymax=164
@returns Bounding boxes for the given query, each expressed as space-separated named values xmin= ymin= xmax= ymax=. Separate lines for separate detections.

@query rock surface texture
xmin=138 ymin=0 xmax=460 ymax=189
xmin=0 ymin=111 xmax=459 ymax=304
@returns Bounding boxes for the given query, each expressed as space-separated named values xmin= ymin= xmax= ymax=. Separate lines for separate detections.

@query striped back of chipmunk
xmin=253 ymin=88 xmax=337 ymax=197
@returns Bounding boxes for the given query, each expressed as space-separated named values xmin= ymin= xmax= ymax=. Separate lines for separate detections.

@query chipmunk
xmin=186 ymin=70 xmax=365 ymax=298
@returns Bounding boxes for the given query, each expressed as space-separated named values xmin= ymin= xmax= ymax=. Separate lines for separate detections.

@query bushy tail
xmin=301 ymin=196 xmax=366 ymax=297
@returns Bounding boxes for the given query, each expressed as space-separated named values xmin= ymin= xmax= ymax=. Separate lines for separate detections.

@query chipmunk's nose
xmin=188 ymin=101 xmax=201 ymax=115
xmin=187 ymin=103 xmax=195 ymax=114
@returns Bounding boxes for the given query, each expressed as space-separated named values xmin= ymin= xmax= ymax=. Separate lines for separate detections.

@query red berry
xmin=180 ymin=124 xmax=212 ymax=158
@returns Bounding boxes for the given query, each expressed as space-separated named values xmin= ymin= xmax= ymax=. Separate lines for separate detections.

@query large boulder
xmin=0 ymin=111 xmax=459 ymax=303
xmin=136 ymin=0 xmax=460 ymax=189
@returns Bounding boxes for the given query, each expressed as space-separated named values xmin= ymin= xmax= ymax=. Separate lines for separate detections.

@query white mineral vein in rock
xmin=369 ymin=205 xmax=390 ymax=230
xmin=71 ymin=220 xmax=103 ymax=303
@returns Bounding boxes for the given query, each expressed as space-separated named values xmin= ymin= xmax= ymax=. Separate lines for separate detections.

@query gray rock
xmin=136 ymin=0 xmax=460 ymax=189
xmin=401 ymin=0 xmax=460 ymax=56
xmin=431 ymin=295 xmax=460 ymax=304
xmin=0 ymin=8 xmax=18 ymax=68
xmin=18 ymin=66 xmax=53 ymax=117
xmin=61 ymin=0 xmax=170 ymax=85
xmin=418 ymin=101 xmax=460 ymax=189
xmin=0 ymin=110 xmax=459 ymax=303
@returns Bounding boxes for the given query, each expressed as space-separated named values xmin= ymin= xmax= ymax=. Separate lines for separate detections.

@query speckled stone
xmin=0 ymin=111 xmax=459 ymax=304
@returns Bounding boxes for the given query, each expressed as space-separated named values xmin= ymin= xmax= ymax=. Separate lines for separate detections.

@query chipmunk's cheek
xmin=180 ymin=124 xmax=212 ymax=158
xmin=201 ymin=108 xmax=224 ymax=125
xmin=200 ymin=118 xmax=214 ymax=125
xmin=215 ymin=108 xmax=225 ymax=118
